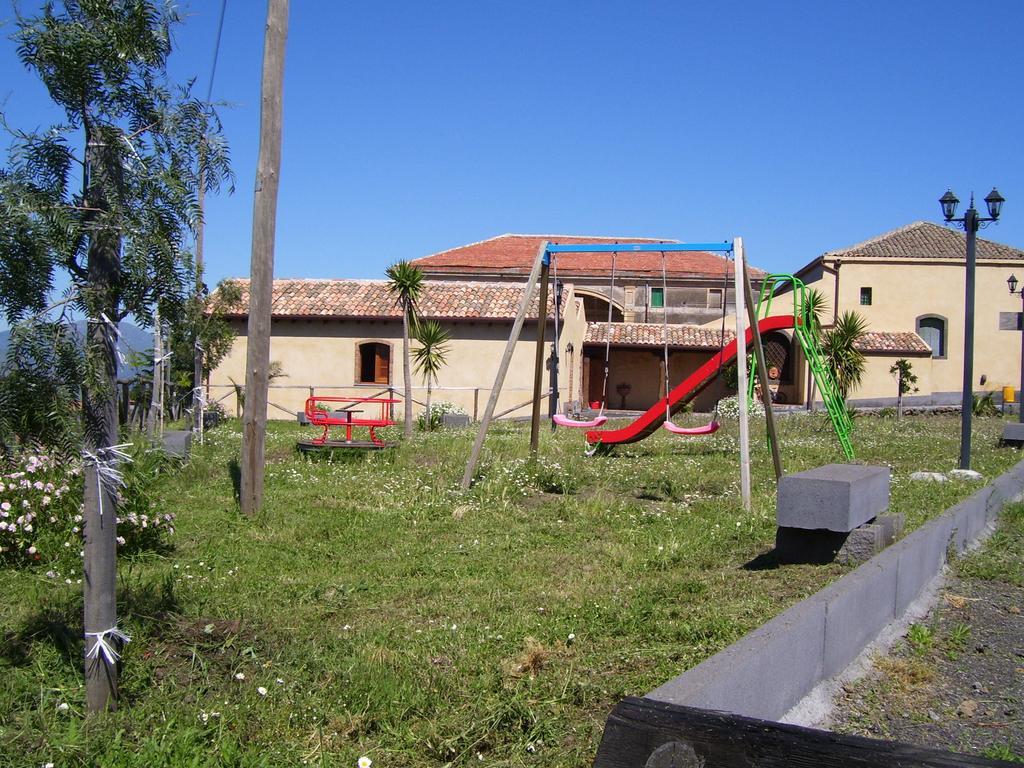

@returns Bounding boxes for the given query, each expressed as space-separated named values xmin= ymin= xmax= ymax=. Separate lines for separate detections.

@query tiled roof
xmin=585 ymin=322 xmax=931 ymax=355
xmin=222 ymin=279 xmax=554 ymax=320
xmin=585 ymin=322 xmax=733 ymax=349
xmin=412 ymin=234 xmax=764 ymax=278
xmin=853 ymin=331 xmax=932 ymax=355
xmin=825 ymin=221 xmax=1024 ymax=261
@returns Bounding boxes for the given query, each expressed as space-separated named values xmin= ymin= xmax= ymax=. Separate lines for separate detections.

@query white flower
xmin=234 ymin=672 xmax=245 ymax=680
xmin=358 ymin=758 xmax=372 ymax=768
xmin=57 ymin=702 xmax=69 ymax=712
xmin=257 ymin=686 xmax=268 ymax=696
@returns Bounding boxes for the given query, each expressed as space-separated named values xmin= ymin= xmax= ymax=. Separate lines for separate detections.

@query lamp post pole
xmin=939 ymin=188 xmax=1005 ymax=470
xmin=960 ymin=204 xmax=978 ymax=470
xmin=1006 ymin=274 xmax=1024 ymax=424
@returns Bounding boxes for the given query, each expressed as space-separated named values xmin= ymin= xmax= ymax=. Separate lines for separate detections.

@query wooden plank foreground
xmin=593 ymin=697 xmax=1017 ymax=768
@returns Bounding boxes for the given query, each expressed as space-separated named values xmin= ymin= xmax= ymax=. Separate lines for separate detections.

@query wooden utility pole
xmin=733 ymin=238 xmax=751 ymax=511
xmin=529 ymin=258 xmax=551 ymax=455
xmin=82 ymin=138 xmax=123 ymax=712
xmin=193 ymin=145 xmax=206 ymax=442
xmin=462 ymin=242 xmax=549 ymax=489
xmin=742 ymin=258 xmax=783 ymax=481
xmin=147 ymin=306 xmax=162 ymax=438
xmin=240 ymin=0 xmax=289 ymax=517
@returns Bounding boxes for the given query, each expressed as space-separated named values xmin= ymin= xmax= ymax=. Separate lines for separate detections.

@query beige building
xmin=210 ymin=224 xmax=1024 ymax=421
xmin=770 ymin=221 xmax=1024 ymax=406
xmin=210 ymin=278 xmax=587 ymax=421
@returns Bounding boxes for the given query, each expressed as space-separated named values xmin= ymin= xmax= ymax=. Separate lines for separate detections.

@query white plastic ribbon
xmin=99 ymin=312 xmax=129 ymax=366
xmin=81 ymin=444 xmax=132 ymax=522
xmin=85 ymin=625 xmax=132 ymax=664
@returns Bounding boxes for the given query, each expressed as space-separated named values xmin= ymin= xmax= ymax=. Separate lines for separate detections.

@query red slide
xmin=585 ymin=315 xmax=795 ymax=447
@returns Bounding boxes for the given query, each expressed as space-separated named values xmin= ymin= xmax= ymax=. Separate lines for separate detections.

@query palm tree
xmin=385 ymin=261 xmax=424 ymax=438
xmin=822 ymin=311 xmax=869 ymax=400
xmin=802 ymin=287 xmax=829 ymax=409
xmin=412 ymin=320 xmax=451 ymax=431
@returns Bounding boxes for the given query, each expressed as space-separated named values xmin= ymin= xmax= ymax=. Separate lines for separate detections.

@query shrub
xmin=0 ymin=443 xmax=177 ymax=568
xmin=972 ymin=391 xmax=998 ymax=417
xmin=715 ymin=395 xmax=764 ymax=421
xmin=417 ymin=401 xmax=465 ymax=431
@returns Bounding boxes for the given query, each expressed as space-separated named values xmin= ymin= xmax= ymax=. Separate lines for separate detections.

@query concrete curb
xmin=646 ymin=457 xmax=1024 ymax=721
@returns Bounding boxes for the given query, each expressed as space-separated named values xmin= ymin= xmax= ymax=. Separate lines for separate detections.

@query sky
xmin=1 ymin=0 xmax=1023 ymax=291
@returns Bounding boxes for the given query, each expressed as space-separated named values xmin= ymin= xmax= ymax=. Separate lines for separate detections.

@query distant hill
xmin=0 ymin=320 xmax=154 ymax=379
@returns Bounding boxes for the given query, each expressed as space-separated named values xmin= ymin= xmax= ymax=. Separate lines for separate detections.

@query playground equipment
xmin=584 ymin=273 xmax=855 ymax=460
xmin=298 ymin=395 xmax=401 ymax=450
xmin=658 ymin=248 xmax=729 ymax=437
xmin=551 ymin=250 xmax=612 ymax=429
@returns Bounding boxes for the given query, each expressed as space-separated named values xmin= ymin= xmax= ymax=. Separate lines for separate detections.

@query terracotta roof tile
xmin=585 ymin=322 xmax=733 ymax=350
xmin=853 ymin=331 xmax=932 ymax=354
xmin=412 ymin=234 xmax=764 ymax=278
xmin=586 ymin=322 xmax=932 ymax=355
xmin=826 ymin=221 xmax=1024 ymax=261
xmin=222 ymin=279 xmax=554 ymax=320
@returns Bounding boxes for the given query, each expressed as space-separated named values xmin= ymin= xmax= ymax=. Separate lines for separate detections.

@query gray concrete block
xmin=647 ymin=595 xmax=827 ymax=721
xmin=1002 ymin=422 xmax=1024 ymax=444
xmin=296 ymin=411 xmax=309 ymax=425
xmin=894 ymin=516 xmax=954 ymax=614
xmin=875 ymin=513 xmax=904 ymax=545
xmin=162 ymin=430 xmax=191 ymax=458
xmin=835 ymin=524 xmax=884 ymax=564
xmin=820 ymin=557 xmax=898 ymax=678
xmin=777 ymin=464 xmax=890 ymax=532
xmin=441 ymin=413 xmax=471 ymax=428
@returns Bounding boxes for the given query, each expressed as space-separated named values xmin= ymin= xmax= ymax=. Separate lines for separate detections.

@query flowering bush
xmin=715 ymin=395 xmax=765 ymax=421
xmin=417 ymin=401 xmax=466 ymax=431
xmin=0 ymin=443 xmax=177 ymax=568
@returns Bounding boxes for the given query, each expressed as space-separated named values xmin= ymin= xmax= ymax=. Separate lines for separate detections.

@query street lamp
xmin=939 ymin=187 xmax=1005 ymax=469
xmin=1007 ymin=273 xmax=1024 ymax=425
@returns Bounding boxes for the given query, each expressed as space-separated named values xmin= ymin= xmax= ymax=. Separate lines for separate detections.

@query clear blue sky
xmin=2 ymin=0 xmax=1023 ymax=289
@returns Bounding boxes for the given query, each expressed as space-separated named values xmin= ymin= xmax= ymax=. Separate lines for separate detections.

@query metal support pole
xmin=959 ymin=208 xmax=977 ymax=470
xmin=530 ymin=258 xmax=551 ymax=455
xmin=549 ymin=281 xmax=562 ymax=429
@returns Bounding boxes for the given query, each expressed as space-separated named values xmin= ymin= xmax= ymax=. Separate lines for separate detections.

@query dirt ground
xmin=825 ymin=553 xmax=1024 ymax=761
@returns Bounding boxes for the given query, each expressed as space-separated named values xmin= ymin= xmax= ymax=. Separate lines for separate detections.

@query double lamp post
xmin=938 ymin=187 xmax=1005 ymax=470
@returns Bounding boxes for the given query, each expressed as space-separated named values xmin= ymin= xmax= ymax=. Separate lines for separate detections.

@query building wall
xmin=831 ymin=260 xmax=1021 ymax=396
xmin=210 ymin=286 xmax=589 ymax=422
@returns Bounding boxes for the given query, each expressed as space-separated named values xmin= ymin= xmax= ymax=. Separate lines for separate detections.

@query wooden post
xmin=147 ymin=306 xmax=161 ymax=438
xmin=82 ymin=137 xmax=123 ymax=712
xmin=473 ymin=388 xmax=479 ymax=421
xmin=462 ymin=242 xmax=549 ymax=489
xmin=733 ymin=237 xmax=751 ymax=511
xmin=240 ymin=0 xmax=289 ymax=517
xmin=529 ymin=259 xmax=551 ymax=455
xmin=742 ymin=258 xmax=783 ymax=481
xmin=193 ymin=137 xmax=206 ymax=442
xmin=118 ymin=381 xmax=129 ymax=425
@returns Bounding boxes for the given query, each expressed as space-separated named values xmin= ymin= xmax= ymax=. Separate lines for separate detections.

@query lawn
xmin=1 ymin=411 xmax=1021 ymax=767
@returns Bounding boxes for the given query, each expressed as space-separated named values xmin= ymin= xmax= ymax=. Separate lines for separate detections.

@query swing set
xmin=460 ymin=238 xmax=854 ymax=495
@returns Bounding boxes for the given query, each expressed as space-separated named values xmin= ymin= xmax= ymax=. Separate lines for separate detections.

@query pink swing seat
xmin=662 ymin=419 xmax=720 ymax=436
xmin=553 ymin=413 xmax=608 ymax=429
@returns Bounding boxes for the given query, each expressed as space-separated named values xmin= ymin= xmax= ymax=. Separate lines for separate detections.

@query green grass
xmin=1 ymin=412 xmax=1021 ymax=767
xmin=957 ymin=502 xmax=1024 ymax=585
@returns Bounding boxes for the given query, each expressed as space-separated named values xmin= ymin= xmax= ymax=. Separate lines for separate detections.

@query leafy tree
xmin=385 ymin=261 xmax=424 ymax=438
xmin=167 ymin=279 xmax=241 ymax=398
xmin=821 ymin=311 xmax=869 ymax=400
xmin=412 ymin=319 xmax=451 ymax=431
xmin=0 ymin=1 xmax=230 ymax=711
xmin=889 ymin=358 xmax=918 ymax=419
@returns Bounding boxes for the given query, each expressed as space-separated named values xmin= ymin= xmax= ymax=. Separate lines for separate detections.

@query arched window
xmin=916 ymin=316 xmax=946 ymax=358
xmin=763 ymin=331 xmax=793 ymax=383
xmin=357 ymin=341 xmax=391 ymax=384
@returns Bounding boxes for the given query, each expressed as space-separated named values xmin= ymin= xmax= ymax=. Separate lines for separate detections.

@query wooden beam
xmin=240 ymin=0 xmax=289 ymax=517
xmin=462 ymin=242 xmax=549 ymax=489
xmin=529 ymin=259 xmax=551 ymax=455
xmin=733 ymin=237 xmax=751 ymax=511
xmin=593 ymin=697 xmax=1010 ymax=768
xmin=742 ymin=257 xmax=783 ymax=481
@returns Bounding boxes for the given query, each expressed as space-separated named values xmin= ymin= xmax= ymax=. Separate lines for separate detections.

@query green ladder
xmin=750 ymin=274 xmax=855 ymax=460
